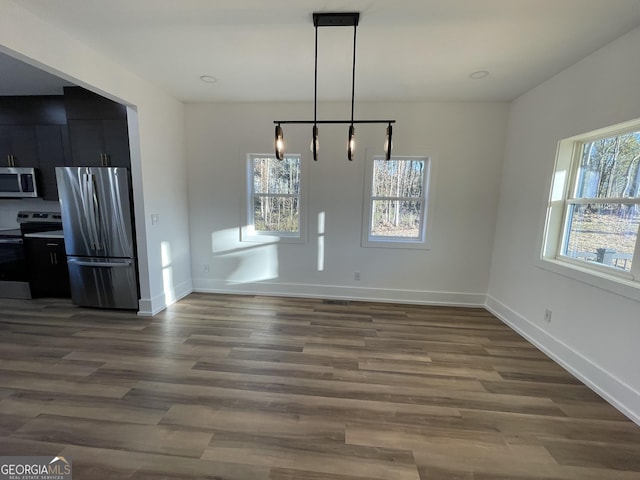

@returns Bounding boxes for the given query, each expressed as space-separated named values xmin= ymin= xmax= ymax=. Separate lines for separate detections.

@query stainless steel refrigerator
xmin=56 ymin=166 xmax=139 ymax=309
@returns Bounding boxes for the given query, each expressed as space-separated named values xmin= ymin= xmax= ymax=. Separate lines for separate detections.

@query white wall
xmin=187 ymin=101 xmax=508 ymax=305
xmin=0 ymin=0 xmax=192 ymax=314
xmin=488 ymin=26 xmax=640 ymax=423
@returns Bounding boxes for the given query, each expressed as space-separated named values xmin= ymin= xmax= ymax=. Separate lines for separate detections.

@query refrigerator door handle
xmin=83 ymin=172 xmax=101 ymax=251
xmin=81 ymin=173 xmax=97 ymax=250
xmin=68 ymin=258 xmax=132 ymax=268
xmin=90 ymin=174 xmax=103 ymax=251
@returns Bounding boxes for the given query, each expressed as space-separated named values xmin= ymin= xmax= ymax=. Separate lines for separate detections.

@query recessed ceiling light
xmin=200 ymin=75 xmax=218 ymax=84
xmin=469 ymin=70 xmax=489 ymax=80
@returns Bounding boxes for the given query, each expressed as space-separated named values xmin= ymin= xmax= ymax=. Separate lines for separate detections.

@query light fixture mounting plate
xmin=313 ymin=12 xmax=359 ymax=27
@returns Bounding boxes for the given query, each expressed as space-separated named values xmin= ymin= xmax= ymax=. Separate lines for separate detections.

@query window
xmin=543 ymin=123 xmax=640 ymax=285
xmin=244 ymin=154 xmax=304 ymax=242
xmin=363 ymin=156 xmax=431 ymax=248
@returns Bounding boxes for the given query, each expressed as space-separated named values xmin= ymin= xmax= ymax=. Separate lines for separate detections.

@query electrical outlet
xmin=354 ymin=271 xmax=361 ymax=281
xmin=203 ymin=264 xmax=210 ymax=273
xmin=544 ymin=309 xmax=552 ymax=323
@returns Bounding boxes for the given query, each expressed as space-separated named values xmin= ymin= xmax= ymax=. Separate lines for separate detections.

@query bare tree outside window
xmin=562 ymin=131 xmax=640 ymax=272
xmin=251 ymin=155 xmax=301 ymax=234
xmin=369 ymin=158 xmax=428 ymax=240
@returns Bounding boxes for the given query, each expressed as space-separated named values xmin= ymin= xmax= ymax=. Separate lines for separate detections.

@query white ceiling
xmin=4 ymin=0 xmax=640 ymax=102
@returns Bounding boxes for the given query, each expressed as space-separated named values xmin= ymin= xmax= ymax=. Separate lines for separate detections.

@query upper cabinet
xmin=66 ymin=118 xmax=130 ymax=167
xmin=0 ymin=125 xmax=39 ymax=167
xmin=35 ymin=125 xmax=69 ymax=200
xmin=0 ymin=96 xmax=67 ymax=126
xmin=0 ymin=96 xmax=69 ymax=200
xmin=0 ymin=96 xmax=66 ymax=171
xmin=64 ymin=87 xmax=131 ymax=168
xmin=0 ymin=89 xmax=130 ymax=200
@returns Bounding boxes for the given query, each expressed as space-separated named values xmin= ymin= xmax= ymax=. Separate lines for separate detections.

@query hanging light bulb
xmin=347 ymin=124 xmax=355 ymax=161
xmin=310 ymin=125 xmax=319 ymax=161
xmin=275 ymin=124 xmax=284 ymax=160
xmin=384 ymin=123 xmax=393 ymax=160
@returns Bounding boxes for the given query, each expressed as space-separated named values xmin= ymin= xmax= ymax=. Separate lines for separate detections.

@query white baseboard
xmin=137 ymin=279 xmax=193 ymax=316
xmin=485 ymin=295 xmax=640 ymax=426
xmin=192 ymin=278 xmax=485 ymax=307
xmin=171 ymin=279 xmax=194 ymax=305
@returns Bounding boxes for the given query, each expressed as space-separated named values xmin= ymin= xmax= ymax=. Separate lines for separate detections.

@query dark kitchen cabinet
xmin=0 ymin=125 xmax=39 ymax=167
xmin=0 ymin=124 xmax=68 ymax=199
xmin=63 ymin=86 xmax=128 ymax=120
xmin=64 ymin=87 xmax=131 ymax=168
xmin=35 ymin=125 xmax=69 ymax=200
xmin=67 ymin=118 xmax=130 ymax=167
xmin=0 ymin=96 xmax=70 ymax=199
xmin=24 ymin=237 xmax=71 ymax=298
xmin=0 ymin=89 xmax=130 ymax=198
xmin=0 ymin=96 xmax=67 ymax=126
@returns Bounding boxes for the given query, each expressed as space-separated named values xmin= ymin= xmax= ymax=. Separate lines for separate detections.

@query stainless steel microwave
xmin=0 ymin=167 xmax=39 ymax=198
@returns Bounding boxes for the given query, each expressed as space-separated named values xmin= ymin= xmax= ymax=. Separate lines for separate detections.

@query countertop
xmin=24 ymin=230 xmax=65 ymax=239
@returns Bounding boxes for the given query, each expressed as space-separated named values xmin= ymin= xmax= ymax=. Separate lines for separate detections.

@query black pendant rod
xmin=350 ymin=21 xmax=357 ymax=126
xmin=313 ymin=21 xmax=319 ymax=161
xmin=314 ymin=22 xmax=318 ymax=127
xmin=274 ymin=120 xmax=395 ymax=125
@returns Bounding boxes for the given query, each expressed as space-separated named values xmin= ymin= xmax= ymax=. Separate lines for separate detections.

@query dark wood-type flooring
xmin=1 ymin=293 xmax=639 ymax=479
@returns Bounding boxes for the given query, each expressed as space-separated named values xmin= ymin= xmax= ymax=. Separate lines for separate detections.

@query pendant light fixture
xmin=275 ymin=124 xmax=284 ymax=160
xmin=384 ymin=123 xmax=393 ymax=160
xmin=273 ymin=12 xmax=396 ymax=162
xmin=347 ymin=124 xmax=355 ymax=161
xmin=310 ymin=125 xmax=319 ymax=159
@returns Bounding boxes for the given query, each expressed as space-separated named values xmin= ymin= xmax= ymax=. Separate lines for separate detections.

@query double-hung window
xmin=363 ymin=156 xmax=431 ymax=248
xmin=244 ymin=154 xmax=304 ymax=242
xmin=543 ymin=124 xmax=640 ymax=284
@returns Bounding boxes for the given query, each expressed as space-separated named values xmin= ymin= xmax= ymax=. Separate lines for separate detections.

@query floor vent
xmin=323 ymin=299 xmax=350 ymax=306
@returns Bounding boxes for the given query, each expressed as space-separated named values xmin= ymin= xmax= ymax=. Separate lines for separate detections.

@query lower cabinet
xmin=24 ymin=237 xmax=71 ymax=298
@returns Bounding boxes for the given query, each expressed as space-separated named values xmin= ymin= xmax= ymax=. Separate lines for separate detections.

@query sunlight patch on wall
xmin=317 ymin=211 xmax=325 ymax=271
xmin=210 ymin=228 xmax=279 ymax=284
xmin=160 ymin=241 xmax=175 ymax=304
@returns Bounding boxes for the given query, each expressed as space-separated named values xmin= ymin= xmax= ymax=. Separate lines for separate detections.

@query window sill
xmin=362 ymin=237 xmax=431 ymax=250
xmin=240 ymin=226 xmax=305 ymax=245
xmin=536 ymin=256 xmax=640 ymax=303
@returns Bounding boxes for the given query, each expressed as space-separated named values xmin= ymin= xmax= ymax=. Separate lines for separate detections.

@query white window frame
xmin=540 ymin=119 xmax=640 ymax=301
xmin=362 ymin=155 xmax=433 ymax=249
xmin=241 ymin=153 xmax=306 ymax=244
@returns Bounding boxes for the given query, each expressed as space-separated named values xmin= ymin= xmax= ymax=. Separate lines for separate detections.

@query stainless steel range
xmin=0 ymin=211 xmax=62 ymax=299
